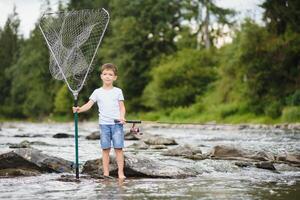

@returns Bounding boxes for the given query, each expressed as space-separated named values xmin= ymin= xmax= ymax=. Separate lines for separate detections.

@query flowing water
xmin=0 ymin=122 xmax=299 ymax=200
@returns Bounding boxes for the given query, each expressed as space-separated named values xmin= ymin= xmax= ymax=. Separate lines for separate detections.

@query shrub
xmin=281 ymin=106 xmax=300 ymax=122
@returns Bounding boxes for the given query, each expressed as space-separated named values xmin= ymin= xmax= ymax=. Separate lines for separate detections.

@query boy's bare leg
xmin=115 ymin=148 xmax=126 ymax=179
xmin=102 ymin=148 xmax=110 ymax=176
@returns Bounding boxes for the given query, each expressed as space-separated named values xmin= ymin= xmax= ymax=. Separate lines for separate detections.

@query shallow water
xmin=0 ymin=122 xmax=299 ymax=200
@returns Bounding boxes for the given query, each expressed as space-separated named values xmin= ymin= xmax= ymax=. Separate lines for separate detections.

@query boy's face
xmin=100 ymin=69 xmax=117 ymax=85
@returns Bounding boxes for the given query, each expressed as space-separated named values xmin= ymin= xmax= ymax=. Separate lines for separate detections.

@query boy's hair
xmin=100 ymin=63 xmax=118 ymax=75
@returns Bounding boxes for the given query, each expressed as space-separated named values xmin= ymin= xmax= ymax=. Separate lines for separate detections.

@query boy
xmin=73 ymin=63 xmax=126 ymax=179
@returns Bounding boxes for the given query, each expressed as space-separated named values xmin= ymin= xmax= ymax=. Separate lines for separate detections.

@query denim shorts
xmin=99 ymin=124 xmax=124 ymax=149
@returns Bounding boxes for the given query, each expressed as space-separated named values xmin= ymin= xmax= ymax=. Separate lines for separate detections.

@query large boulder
xmin=0 ymin=148 xmax=73 ymax=177
xmin=82 ymin=153 xmax=197 ymax=178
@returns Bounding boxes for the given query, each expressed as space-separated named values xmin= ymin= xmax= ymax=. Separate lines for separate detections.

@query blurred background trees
xmin=0 ymin=0 xmax=299 ymax=123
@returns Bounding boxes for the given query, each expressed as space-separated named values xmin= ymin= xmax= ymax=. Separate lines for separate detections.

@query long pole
xmin=74 ymin=95 xmax=79 ymax=179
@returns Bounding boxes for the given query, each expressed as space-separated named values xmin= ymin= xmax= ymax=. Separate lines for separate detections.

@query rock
xmin=82 ymin=153 xmax=197 ymax=178
xmin=124 ymin=131 xmax=141 ymax=140
xmin=142 ymin=136 xmax=177 ymax=145
xmin=14 ymin=134 xmax=45 ymax=138
xmin=210 ymin=145 xmax=246 ymax=158
xmin=53 ymin=133 xmax=74 ymax=138
xmin=9 ymin=140 xmax=31 ymax=148
xmin=82 ymin=156 xmax=118 ymax=178
xmin=210 ymin=145 xmax=276 ymax=162
xmin=248 ymin=151 xmax=275 ymax=161
xmin=162 ymin=144 xmax=202 ymax=157
xmin=183 ymin=154 xmax=207 ymax=160
xmin=0 ymin=168 xmax=41 ymax=177
xmin=150 ymin=145 xmax=167 ymax=149
xmin=0 ymin=151 xmax=43 ymax=174
xmin=29 ymin=141 xmax=51 ymax=146
xmin=9 ymin=140 xmax=52 ymax=148
xmin=0 ymin=148 xmax=73 ymax=177
xmin=86 ymin=131 xmax=100 ymax=140
xmin=127 ymin=141 xmax=149 ymax=150
xmin=276 ymin=153 xmax=300 ymax=166
xmin=255 ymin=162 xmax=276 ymax=171
xmin=235 ymin=161 xmax=277 ymax=171
xmin=235 ymin=161 xmax=252 ymax=168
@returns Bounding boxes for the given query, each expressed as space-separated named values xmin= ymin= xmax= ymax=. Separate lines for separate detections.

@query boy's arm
xmin=73 ymin=100 xmax=94 ymax=113
xmin=119 ymin=101 xmax=126 ymax=123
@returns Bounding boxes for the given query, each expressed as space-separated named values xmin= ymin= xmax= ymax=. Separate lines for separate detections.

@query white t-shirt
xmin=89 ymin=87 xmax=124 ymax=124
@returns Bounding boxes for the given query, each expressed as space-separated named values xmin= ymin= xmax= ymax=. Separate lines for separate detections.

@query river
xmin=0 ymin=122 xmax=299 ymax=200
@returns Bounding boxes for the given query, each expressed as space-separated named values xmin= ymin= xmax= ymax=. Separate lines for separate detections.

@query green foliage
xmin=216 ymin=19 xmax=300 ymax=117
xmin=143 ymin=49 xmax=217 ymax=109
xmin=264 ymin=101 xmax=282 ymax=119
xmin=281 ymin=106 xmax=300 ymax=122
xmin=8 ymin=25 xmax=59 ymax=118
xmin=261 ymin=0 xmax=300 ymax=34
xmin=286 ymin=90 xmax=300 ymax=106
xmin=100 ymin=0 xmax=183 ymax=110
xmin=54 ymin=85 xmax=73 ymax=115
xmin=0 ymin=8 xmax=22 ymax=115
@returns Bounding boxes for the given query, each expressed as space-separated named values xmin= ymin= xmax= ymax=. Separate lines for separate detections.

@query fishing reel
xmin=114 ymin=120 xmax=142 ymax=135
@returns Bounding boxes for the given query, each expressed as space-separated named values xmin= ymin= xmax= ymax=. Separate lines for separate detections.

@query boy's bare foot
xmin=118 ymin=175 xmax=126 ymax=179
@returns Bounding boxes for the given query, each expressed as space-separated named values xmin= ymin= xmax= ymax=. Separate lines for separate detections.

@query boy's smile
xmin=101 ymin=69 xmax=117 ymax=86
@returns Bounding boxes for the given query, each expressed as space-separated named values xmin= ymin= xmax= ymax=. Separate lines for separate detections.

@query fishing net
xmin=39 ymin=9 xmax=110 ymax=98
xmin=39 ymin=8 xmax=109 ymax=179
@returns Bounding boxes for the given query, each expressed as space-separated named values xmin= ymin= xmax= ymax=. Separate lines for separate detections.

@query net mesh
xmin=39 ymin=9 xmax=109 ymax=95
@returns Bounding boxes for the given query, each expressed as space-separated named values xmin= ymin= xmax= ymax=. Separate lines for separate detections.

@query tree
xmin=101 ymin=0 xmax=183 ymax=110
xmin=181 ymin=0 xmax=235 ymax=49
xmin=8 ymin=24 xmax=60 ymax=118
xmin=217 ymin=19 xmax=300 ymax=118
xmin=143 ymin=49 xmax=217 ymax=109
xmin=261 ymin=0 xmax=300 ymax=35
xmin=0 ymin=6 xmax=22 ymax=116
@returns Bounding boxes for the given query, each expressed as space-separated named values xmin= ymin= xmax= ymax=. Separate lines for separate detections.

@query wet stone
xmin=53 ymin=133 xmax=74 ymax=138
xmin=86 ymin=131 xmax=100 ymax=140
